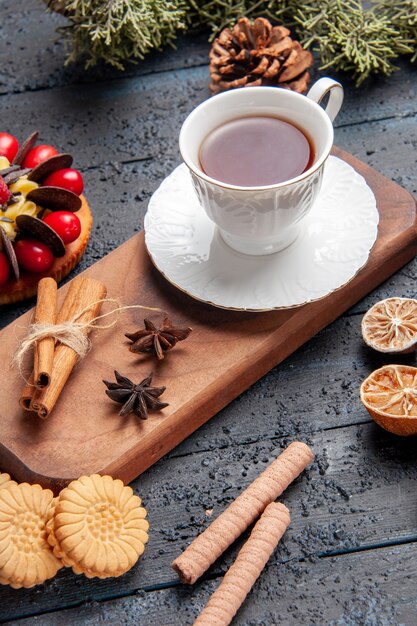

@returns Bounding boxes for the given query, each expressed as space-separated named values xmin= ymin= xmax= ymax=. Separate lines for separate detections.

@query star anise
xmin=125 ymin=317 xmax=192 ymax=360
xmin=103 ymin=371 xmax=168 ymax=419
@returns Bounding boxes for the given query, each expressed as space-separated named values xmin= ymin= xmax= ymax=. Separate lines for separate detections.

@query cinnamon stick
xmin=33 ymin=277 xmax=57 ymax=389
xmin=19 ymin=374 xmax=35 ymax=411
xmin=172 ymin=441 xmax=313 ymax=584
xmin=193 ymin=503 xmax=290 ymax=626
xmin=30 ymin=276 xmax=107 ymax=419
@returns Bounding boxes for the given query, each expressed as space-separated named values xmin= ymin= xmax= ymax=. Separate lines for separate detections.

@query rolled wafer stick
xmin=33 ymin=277 xmax=57 ymax=389
xmin=29 ymin=276 xmax=107 ymax=419
xmin=172 ymin=441 xmax=313 ymax=584
xmin=193 ymin=502 xmax=290 ymax=626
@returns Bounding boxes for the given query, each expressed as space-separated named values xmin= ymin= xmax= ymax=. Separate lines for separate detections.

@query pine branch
xmin=372 ymin=0 xmax=417 ymax=61
xmin=185 ymin=0 xmax=268 ymax=36
xmin=267 ymin=0 xmax=415 ymax=85
xmin=47 ymin=0 xmax=187 ymax=69
xmin=45 ymin=0 xmax=417 ymax=83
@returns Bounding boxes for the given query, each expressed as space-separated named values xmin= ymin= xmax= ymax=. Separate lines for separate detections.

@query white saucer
xmin=144 ymin=156 xmax=379 ymax=311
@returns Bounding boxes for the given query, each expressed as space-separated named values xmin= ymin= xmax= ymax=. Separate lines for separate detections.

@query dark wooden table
xmin=1 ymin=2 xmax=417 ymax=624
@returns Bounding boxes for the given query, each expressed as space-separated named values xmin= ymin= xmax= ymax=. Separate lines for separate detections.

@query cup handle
xmin=306 ymin=77 xmax=344 ymax=123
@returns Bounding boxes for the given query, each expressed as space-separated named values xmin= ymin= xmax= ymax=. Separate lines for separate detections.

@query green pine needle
xmin=268 ymin=0 xmax=415 ymax=84
xmin=46 ymin=0 xmax=417 ymax=82
xmin=372 ymin=0 xmax=417 ymax=61
xmin=185 ymin=0 xmax=266 ymax=35
xmin=49 ymin=0 xmax=187 ymax=69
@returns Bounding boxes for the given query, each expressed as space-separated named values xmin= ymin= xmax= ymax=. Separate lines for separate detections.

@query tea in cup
xmin=179 ymin=78 xmax=343 ymax=255
xmin=199 ymin=115 xmax=314 ymax=187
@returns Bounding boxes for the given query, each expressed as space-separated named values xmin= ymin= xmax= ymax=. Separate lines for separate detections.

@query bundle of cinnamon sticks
xmin=19 ymin=275 xmax=106 ymax=419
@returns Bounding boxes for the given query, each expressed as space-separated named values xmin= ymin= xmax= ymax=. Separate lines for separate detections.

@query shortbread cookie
xmin=0 ymin=483 xmax=62 ymax=588
xmin=47 ymin=474 xmax=149 ymax=579
xmin=0 ymin=472 xmax=17 ymax=490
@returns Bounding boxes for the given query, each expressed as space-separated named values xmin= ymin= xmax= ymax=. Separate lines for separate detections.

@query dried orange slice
xmin=360 ymin=364 xmax=417 ymax=436
xmin=361 ymin=297 xmax=417 ymax=353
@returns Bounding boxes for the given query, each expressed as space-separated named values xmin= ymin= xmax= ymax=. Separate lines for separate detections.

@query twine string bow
xmin=12 ymin=299 xmax=165 ymax=377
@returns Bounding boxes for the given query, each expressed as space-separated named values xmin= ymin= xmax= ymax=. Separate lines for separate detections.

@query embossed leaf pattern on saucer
xmin=144 ymin=157 xmax=379 ymax=311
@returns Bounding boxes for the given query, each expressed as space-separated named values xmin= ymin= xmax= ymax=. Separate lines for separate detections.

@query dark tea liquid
xmin=199 ymin=116 xmax=314 ymax=187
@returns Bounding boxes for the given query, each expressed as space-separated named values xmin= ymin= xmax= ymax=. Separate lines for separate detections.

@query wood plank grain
xmin=1 ymin=0 xmax=417 ymax=114
xmin=0 ymin=117 xmax=416 ymax=329
xmin=0 ymin=148 xmax=415 ymax=490
xmin=0 ymin=0 xmax=210 ymax=95
xmin=335 ymin=116 xmax=417 ymax=198
xmin=0 ymin=136 xmax=416 ymax=341
xmin=0 ymin=120 xmax=417 ymax=326
xmin=0 ymin=8 xmax=416 ymax=623
xmin=1 ymin=422 xmax=417 ymax=621
xmin=0 ymin=63 xmax=416 ymax=172
xmin=5 ymin=541 xmax=416 ymax=625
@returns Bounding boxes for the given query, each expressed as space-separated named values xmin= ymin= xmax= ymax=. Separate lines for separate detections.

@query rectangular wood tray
xmin=0 ymin=148 xmax=416 ymax=493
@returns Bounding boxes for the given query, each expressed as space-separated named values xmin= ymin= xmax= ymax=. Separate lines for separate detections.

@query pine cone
xmin=209 ymin=17 xmax=313 ymax=95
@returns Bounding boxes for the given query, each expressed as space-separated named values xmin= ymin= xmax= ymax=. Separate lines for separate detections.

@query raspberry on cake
xmin=0 ymin=131 xmax=92 ymax=304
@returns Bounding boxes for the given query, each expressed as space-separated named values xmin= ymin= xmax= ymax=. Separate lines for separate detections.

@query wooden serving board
xmin=0 ymin=148 xmax=416 ymax=493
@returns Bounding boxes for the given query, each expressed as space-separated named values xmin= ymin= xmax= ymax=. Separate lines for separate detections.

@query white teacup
xmin=179 ymin=78 xmax=343 ymax=255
